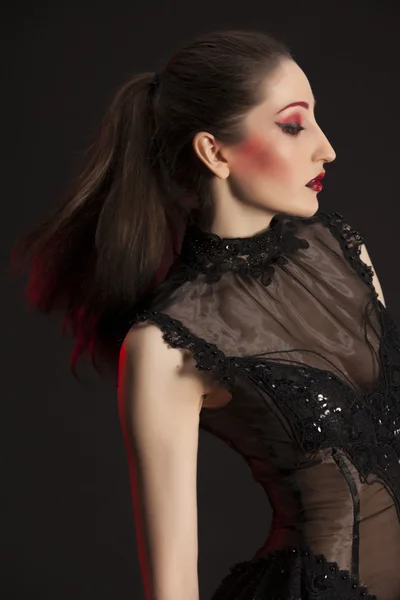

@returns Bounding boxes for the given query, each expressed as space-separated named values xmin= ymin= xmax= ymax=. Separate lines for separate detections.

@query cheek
xmin=230 ymin=134 xmax=289 ymax=178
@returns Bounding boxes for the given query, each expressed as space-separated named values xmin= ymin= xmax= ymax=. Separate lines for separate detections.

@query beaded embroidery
xmin=127 ymin=210 xmax=400 ymax=595
xmin=178 ymin=213 xmax=309 ymax=285
xmin=209 ymin=546 xmax=377 ymax=599
xmin=239 ymin=345 xmax=400 ymax=522
xmin=178 ymin=209 xmax=379 ymax=297
xmin=130 ymin=303 xmax=400 ymax=521
xmin=129 ymin=211 xmax=400 ymax=513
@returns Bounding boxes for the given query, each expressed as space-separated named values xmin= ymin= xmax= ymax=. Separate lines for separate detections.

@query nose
xmin=317 ymin=129 xmax=336 ymax=164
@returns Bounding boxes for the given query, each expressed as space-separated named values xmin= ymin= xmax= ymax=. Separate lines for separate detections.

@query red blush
xmin=231 ymin=134 xmax=277 ymax=173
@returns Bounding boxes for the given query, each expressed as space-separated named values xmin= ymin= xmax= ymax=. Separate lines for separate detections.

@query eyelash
xmin=277 ymin=123 xmax=305 ymax=136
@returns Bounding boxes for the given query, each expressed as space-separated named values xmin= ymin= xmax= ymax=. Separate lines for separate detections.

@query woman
xmin=12 ymin=28 xmax=400 ymax=600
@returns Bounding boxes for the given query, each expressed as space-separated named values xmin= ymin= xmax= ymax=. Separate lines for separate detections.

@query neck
xmin=192 ymin=205 xmax=279 ymax=240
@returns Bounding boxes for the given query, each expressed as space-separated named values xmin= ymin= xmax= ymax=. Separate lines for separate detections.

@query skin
xmin=192 ymin=59 xmax=337 ymax=238
xmin=118 ymin=57 xmax=387 ymax=600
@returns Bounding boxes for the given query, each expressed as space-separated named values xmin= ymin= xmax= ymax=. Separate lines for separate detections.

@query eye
xmin=276 ymin=122 xmax=305 ymax=136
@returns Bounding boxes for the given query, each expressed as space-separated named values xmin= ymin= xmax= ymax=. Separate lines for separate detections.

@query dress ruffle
xmin=210 ymin=546 xmax=377 ymax=600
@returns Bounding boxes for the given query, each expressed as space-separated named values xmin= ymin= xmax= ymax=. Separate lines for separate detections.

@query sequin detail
xmin=178 ymin=214 xmax=309 ymax=285
xmin=130 ymin=304 xmax=400 ymax=521
xmin=239 ymin=337 xmax=400 ymax=521
xmin=124 ymin=210 xmax=400 ymax=597
xmin=209 ymin=546 xmax=377 ymax=600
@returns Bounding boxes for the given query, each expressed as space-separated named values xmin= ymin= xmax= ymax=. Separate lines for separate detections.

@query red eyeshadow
xmin=278 ymin=111 xmax=303 ymax=124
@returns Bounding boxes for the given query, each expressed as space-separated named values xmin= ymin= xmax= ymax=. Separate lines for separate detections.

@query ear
xmin=192 ymin=131 xmax=230 ymax=179
xmin=359 ymin=243 xmax=386 ymax=308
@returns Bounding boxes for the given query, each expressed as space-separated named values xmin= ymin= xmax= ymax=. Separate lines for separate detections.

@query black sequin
xmin=129 ymin=305 xmax=400 ymax=522
xmin=209 ymin=546 xmax=378 ymax=599
xmin=125 ymin=209 xmax=400 ymax=598
xmin=178 ymin=212 xmax=309 ymax=285
xmin=239 ymin=345 xmax=400 ymax=521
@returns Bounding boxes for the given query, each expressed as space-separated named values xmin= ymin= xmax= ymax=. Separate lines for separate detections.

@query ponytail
xmin=11 ymin=73 xmax=180 ymax=383
xmin=10 ymin=29 xmax=292 ymax=384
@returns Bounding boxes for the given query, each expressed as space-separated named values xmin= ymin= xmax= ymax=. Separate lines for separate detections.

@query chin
xmin=303 ymin=197 xmax=320 ymax=217
xmin=279 ymin=197 xmax=319 ymax=219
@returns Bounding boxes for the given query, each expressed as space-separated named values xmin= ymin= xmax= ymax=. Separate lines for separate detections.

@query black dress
xmin=128 ymin=209 xmax=400 ymax=599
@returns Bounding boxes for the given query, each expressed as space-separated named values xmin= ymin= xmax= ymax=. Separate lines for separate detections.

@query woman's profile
xmin=12 ymin=28 xmax=400 ymax=600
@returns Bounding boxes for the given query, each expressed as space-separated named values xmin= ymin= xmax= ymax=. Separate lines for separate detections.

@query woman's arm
xmin=118 ymin=323 xmax=205 ymax=600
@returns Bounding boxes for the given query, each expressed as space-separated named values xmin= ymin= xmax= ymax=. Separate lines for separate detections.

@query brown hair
xmin=10 ymin=28 xmax=292 ymax=384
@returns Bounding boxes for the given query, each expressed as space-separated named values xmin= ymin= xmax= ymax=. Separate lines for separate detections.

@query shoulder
xmin=122 ymin=320 xmax=192 ymax=372
xmin=119 ymin=320 xmax=213 ymax=402
xmin=119 ymin=308 xmax=235 ymax=401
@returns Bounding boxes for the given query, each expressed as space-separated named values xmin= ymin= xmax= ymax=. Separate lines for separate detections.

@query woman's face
xmin=219 ymin=59 xmax=336 ymax=218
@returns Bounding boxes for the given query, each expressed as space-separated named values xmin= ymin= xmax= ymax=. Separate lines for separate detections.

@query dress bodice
xmin=124 ymin=209 xmax=400 ymax=599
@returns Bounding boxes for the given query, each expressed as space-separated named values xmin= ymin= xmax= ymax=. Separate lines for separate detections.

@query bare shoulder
xmin=119 ymin=321 xmax=207 ymax=410
xmin=122 ymin=321 xmax=200 ymax=375
xmin=120 ymin=320 xmax=232 ymax=409
xmin=123 ymin=320 xmax=183 ymax=363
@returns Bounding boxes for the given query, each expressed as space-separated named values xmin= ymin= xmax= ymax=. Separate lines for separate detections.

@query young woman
xmin=13 ymin=28 xmax=399 ymax=600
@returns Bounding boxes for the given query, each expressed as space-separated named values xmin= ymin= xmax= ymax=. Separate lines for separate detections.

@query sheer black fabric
xmin=126 ymin=210 xmax=400 ymax=599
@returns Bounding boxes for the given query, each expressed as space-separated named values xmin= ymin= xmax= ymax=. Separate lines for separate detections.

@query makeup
xmin=277 ymin=111 xmax=303 ymax=125
xmin=276 ymin=97 xmax=316 ymax=114
xmin=306 ymin=172 xmax=325 ymax=192
xmin=231 ymin=134 xmax=277 ymax=173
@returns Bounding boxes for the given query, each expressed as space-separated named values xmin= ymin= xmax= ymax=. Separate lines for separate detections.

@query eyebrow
xmin=276 ymin=98 xmax=317 ymax=114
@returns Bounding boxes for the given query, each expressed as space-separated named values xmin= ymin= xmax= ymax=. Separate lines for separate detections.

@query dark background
xmin=3 ymin=1 xmax=400 ymax=598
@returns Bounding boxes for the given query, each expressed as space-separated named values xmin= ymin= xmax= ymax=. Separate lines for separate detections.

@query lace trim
xmin=210 ymin=545 xmax=377 ymax=600
xmin=128 ymin=310 xmax=236 ymax=393
xmin=129 ymin=306 xmax=400 ymax=520
xmin=317 ymin=211 xmax=378 ymax=300
xmin=241 ymin=349 xmax=400 ymax=521
xmin=178 ymin=215 xmax=310 ymax=285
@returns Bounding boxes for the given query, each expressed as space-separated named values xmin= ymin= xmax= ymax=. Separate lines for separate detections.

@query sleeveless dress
xmin=125 ymin=209 xmax=400 ymax=599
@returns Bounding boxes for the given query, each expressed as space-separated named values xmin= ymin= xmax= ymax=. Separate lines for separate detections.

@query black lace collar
xmin=179 ymin=212 xmax=310 ymax=285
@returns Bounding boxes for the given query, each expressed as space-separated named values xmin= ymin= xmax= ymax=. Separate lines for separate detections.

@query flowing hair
xmin=10 ymin=28 xmax=292 ymax=385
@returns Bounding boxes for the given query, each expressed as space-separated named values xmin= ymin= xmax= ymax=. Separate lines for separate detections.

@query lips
xmin=306 ymin=171 xmax=325 ymax=191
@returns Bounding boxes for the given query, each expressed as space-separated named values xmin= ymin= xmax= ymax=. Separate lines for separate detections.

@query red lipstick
xmin=306 ymin=171 xmax=325 ymax=192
